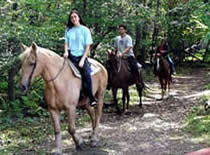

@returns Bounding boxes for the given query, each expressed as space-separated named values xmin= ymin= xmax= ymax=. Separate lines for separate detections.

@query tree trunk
xmin=7 ymin=2 xmax=19 ymax=101
xmin=8 ymin=67 xmax=18 ymax=101
xmin=82 ymin=0 xmax=87 ymax=15
xmin=203 ymin=40 xmax=210 ymax=62
xmin=134 ymin=24 xmax=141 ymax=57
xmin=150 ymin=0 xmax=160 ymax=63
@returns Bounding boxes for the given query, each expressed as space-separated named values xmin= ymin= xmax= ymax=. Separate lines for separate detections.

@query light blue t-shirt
xmin=65 ymin=25 xmax=93 ymax=57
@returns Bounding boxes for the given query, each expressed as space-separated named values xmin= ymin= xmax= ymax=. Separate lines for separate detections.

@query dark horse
xmin=107 ymin=50 xmax=144 ymax=113
xmin=154 ymin=53 xmax=172 ymax=99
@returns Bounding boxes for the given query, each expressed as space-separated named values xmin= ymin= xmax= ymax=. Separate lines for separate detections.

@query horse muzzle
xmin=20 ymin=81 xmax=30 ymax=95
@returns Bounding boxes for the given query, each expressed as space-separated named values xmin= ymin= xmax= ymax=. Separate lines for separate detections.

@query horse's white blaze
xmin=157 ymin=57 xmax=160 ymax=71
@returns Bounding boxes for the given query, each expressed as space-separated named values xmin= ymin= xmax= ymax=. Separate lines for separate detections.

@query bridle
xmin=46 ymin=58 xmax=66 ymax=83
xmin=117 ymin=58 xmax=122 ymax=73
xmin=28 ymin=54 xmax=37 ymax=87
xmin=27 ymin=53 xmax=66 ymax=86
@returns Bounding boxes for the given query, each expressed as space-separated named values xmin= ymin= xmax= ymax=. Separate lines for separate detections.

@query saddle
xmin=120 ymin=57 xmax=141 ymax=73
xmin=67 ymin=58 xmax=101 ymax=78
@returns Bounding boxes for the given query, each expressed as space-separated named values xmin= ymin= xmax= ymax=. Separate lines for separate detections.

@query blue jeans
xmin=166 ymin=55 xmax=175 ymax=73
xmin=68 ymin=54 xmax=95 ymax=101
xmin=127 ymin=56 xmax=139 ymax=76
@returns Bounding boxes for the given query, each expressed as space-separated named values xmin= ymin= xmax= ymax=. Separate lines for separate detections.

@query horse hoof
xmin=90 ymin=138 xmax=99 ymax=147
xmin=125 ymin=111 xmax=131 ymax=115
xmin=51 ymin=153 xmax=62 ymax=155
xmin=90 ymin=135 xmax=99 ymax=147
xmin=116 ymin=110 xmax=121 ymax=115
xmin=51 ymin=148 xmax=62 ymax=155
xmin=76 ymin=141 xmax=86 ymax=151
xmin=90 ymin=140 xmax=97 ymax=147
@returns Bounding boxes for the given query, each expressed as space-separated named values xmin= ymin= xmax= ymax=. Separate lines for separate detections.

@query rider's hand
xmin=79 ymin=58 xmax=85 ymax=68
xmin=63 ymin=52 xmax=68 ymax=58
xmin=117 ymin=52 xmax=122 ymax=58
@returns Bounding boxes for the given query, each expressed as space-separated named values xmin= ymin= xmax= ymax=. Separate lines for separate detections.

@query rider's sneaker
xmin=89 ymin=99 xmax=97 ymax=107
xmin=137 ymin=63 xmax=142 ymax=68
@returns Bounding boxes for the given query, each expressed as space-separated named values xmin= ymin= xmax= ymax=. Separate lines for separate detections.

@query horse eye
xmin=29 ymin=62 xmax=35 ymax=66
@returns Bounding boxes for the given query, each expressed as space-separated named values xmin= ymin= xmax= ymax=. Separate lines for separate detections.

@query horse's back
xmin=111 ymin=58 xmax=136 ymax=88
xmin=88 ymin=58 xmax=108 ymax=90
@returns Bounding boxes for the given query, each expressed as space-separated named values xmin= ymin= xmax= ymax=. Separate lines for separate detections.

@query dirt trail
xmin=48 ymin=68 xmax=210 ymax=155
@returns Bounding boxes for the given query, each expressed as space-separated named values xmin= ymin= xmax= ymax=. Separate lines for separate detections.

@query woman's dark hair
xmin=66 ymin=9 xmax=86 ymax=29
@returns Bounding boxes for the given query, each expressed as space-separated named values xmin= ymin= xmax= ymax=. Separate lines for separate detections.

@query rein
xmin=46 ymin=58 xmax=66 ymax=83
xmin=117 ymin=58 xmax=122 ymax=72
xmin=28 ymin=54 xmax=37 ymax=87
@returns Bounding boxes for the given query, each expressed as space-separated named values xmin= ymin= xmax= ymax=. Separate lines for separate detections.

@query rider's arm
xmin=78 ymin=44 xmax=90 ymax=68
xmin=121 ymin=35 xmax=132 ymax=56
xmin=64 ymin=43 xmax=69 ymax=58
xmin=64 ymin=30 xmax=69 ymax=58
xmin=121 ymin=47 xmax=131 ymax=56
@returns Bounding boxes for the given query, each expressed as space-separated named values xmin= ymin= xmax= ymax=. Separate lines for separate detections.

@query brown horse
xmin=19 ymin=42 xmax=108 ymax=154
xmin=154 ymin=53 xmax=172 ymax=99
xmin=107 ymin=50 xmax=144 ymax=113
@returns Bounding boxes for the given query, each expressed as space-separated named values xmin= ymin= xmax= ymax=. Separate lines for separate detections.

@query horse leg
xmin=136 ymin=83 xmax=143 ymax=107
xmin=49 ymin=108 xmax=62 ymax=154
xmin=85 ymin=103 xmax=96 ymax=130
xmin=126 ymin=88 xmax=130 ymax=110
xmin=167 ymin=76 xmax=171 ymax=96
xmin=66 ymin=105 xmax=84 ymax=150
xmin=163 ymin=79 xmax=167 ymax=98
xmin=159 ymin=78 xmax=164 ymax=99
xmin=122 ymin=88 xmax=126 ymax=113
xmin=89 ymin=91 xmax=105 ymax=146
xmin=112 ymin=87 xmax=120 ymax=113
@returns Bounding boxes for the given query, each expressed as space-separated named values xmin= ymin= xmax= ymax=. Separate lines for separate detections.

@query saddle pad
xmin=67 ymin=58 xmax=101 ymax=78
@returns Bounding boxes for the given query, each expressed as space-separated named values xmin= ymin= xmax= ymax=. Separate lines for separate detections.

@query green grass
xmin=0 ymin=110 xmax=92 ymax=154
xmin=204 ymin=83 xmax=210 ymax=90
xmin=183 ymin=105 xmax=210 ymax=144
xmin=183 ymin=83 xmax=210 ymax=145
xmin=0 ymin=117 xmax=53 ymax=154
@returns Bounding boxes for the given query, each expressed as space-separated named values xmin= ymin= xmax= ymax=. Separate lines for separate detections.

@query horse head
xmin=153 ymin=53 xmax=161 ymax=72
xmin=19 ymin=42 xmax=41 ymax=93
xmin=107 ymin=49 xmax=117 ymax=60
xmin=107 ymin=49 xmax=119 ymax=72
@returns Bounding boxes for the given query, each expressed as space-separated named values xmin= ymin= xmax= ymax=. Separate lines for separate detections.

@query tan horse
xmin=19 ymin=42 xmax=108 ymax=154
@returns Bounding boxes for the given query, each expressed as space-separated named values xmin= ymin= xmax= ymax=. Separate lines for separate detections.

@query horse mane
xmin=38 ymin=47 xmax=62 ymax=61
xmin=19 ymin=47 xmax=31 ymax=61
xmin=19 ymin=45 xmax=62 ymax=63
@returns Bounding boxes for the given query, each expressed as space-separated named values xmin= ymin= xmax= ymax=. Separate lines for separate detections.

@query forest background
xmin=0 ymin=0 xmax=209 ymax=153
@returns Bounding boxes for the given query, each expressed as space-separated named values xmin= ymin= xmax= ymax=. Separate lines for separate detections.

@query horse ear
xmin=32 ymin=42 xmax=38 ymax=51
xmin=31 ymin=42 xmax=38 ymax=56
xmin=20 ymin=43 xmax=28 ymax=51
xmin=107 ymin=49 xmax=112 ymax=55
xmin=114 ymin=50 xmax=118 ymax=56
